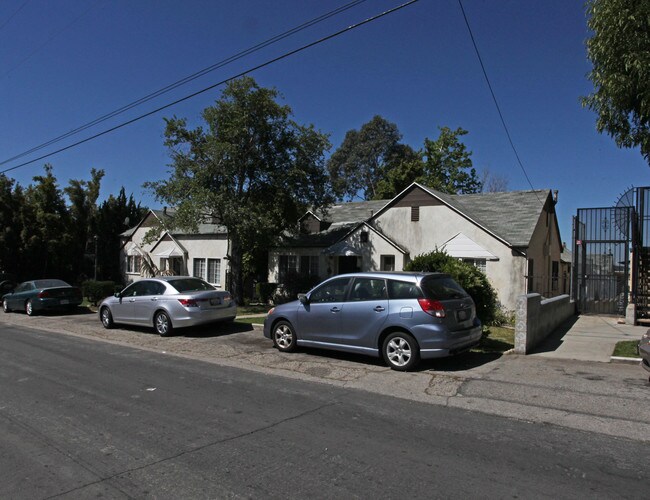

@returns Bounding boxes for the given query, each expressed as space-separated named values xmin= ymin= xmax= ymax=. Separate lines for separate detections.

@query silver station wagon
xmin=99 ymin=276 xmax=236 ymax=336
xmin=264 ymin=271 xmax=482 ymax=371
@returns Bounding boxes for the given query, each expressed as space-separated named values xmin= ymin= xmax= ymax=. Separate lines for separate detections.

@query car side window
xmin=387 ymin=280 xmax=422 ymax=300
xmin=350 ymin=278 xmax=387 ymax=301
xmin=309 ymin=278 xmax=351 ymax=303
xmin=150 ymin=282 xmax=166 ymax=295
xmin=123 ymin=282 xmax=150 ymax=297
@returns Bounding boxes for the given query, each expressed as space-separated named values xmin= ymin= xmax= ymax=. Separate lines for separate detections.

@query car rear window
xmin=34 ymin=279 xmax=69 ymax=288
xmin=168 ymin=278 xmax=215 ymax=293
xmin=420 ymin=276 xmax=468 ymax=300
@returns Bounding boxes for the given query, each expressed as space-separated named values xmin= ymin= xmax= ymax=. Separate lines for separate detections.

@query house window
xmin=279 ymin=255 xmax=298 ymax=282
xmin=360 ymin=231 xmax=369 ymax=243
xmin=193 ymin=258 xmax=206 ymax=279
xmin=208 ymin=259 xmax=221 ymax=285
xmin=381 ymin=255 xmax=395 ymax=271
xmin=462 ymin=258 xmax=486 ymax=274
xmin=552 ymin=261 xmax=559 ymax=292
xmin=300 ymin=255 xmax=319 ymax=277
xmin=411 ymin=206 xmax=420 ymax=222
xmin=127 ymin=255 xmax=142 ymax=274
xmin=527 ymin=259 xmax=534 ymax=293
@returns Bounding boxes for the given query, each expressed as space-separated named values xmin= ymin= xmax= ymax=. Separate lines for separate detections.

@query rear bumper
xmin=171 ymin=304 xmax=237 ymax=328
xmin=33 ymin=297 xmax=83 ymax=310
xmin=639 ymin=343 xmax=650 ymax=373
xmin=414 ymin=324 xmax=483 ymax=359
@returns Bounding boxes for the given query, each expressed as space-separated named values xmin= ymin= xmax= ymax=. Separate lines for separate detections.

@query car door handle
xmin=128 ymin=298 xmax=136 ymax=303
xmin=330 ymin=307 xmax=341 ymax=313
xmin=150 ymin=297 xmax=158 ymax=301
xmin=374 ymin=306 xmax=385 ymax=312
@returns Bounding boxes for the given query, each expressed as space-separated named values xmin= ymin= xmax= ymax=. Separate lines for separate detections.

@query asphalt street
xmin=0 ymin=323 xmax=647 ymax=499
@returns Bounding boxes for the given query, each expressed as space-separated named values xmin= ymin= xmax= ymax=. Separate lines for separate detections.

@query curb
xmin=610 ymin=356 xmax=641 ymax=365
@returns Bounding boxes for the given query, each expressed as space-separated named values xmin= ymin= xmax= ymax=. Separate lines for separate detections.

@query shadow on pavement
xmin=529 ymin=315 xmax=580 ymax=354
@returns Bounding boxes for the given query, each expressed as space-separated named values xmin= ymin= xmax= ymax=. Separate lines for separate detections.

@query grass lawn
xmin=612 ymin=340 xmax=639 ymax=358
xmin=472 ymin=326 xmax=514 ymax=354
xmin=235 ymin=316 xmax=266 ymax=325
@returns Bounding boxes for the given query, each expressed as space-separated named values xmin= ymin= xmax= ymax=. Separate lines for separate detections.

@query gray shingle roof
xmin=425 ymin=187 xmax=550 ymax=247
xmin=314 ymin=200 xmax=390 ymax=224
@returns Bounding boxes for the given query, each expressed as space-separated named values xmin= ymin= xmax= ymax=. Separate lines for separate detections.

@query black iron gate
xmin=573 ymin=207 xmax=633 ymax=315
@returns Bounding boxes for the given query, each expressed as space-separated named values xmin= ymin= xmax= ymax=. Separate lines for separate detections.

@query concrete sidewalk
xmin=530 ymin=314 xmax=645 ymax=362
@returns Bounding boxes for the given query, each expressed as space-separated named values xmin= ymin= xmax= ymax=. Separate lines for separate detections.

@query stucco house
xmin=119 ymin=208 xmax=230 ymax=288
xmin=268 ymin=182 xmax=566 ymax=312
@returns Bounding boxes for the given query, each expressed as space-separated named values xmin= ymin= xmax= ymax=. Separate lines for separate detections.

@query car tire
xmin=25 ymin=299 xmax=35 ymax=316
xmin=100 ymin=307 xmax=114 ymax=329
xmin=273 ymin=320 xmax=297 ymax=352
xmin=2 ymin=298 xmax=10 ymax=313
xmin=154 ymin=311 xmax=173 ymax=337
xmin=382 ymin=331 xmax=420 ymax=371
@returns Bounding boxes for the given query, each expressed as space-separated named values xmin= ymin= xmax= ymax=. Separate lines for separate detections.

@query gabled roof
xmin=121 ymin=208 xmax=227 ymax=239
xmin=440 ymin=233 xmax=498 ymax=260
xmin=313 ymin=200 xmax=390 ymax=224
xmin=376 ymin=183 xmax=552 ymax=248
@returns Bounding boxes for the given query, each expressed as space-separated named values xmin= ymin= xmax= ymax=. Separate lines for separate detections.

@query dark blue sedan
xmin=2 ymin=279 xmax=83 ymax=316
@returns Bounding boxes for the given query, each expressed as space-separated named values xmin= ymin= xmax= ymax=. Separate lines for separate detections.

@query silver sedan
xmin=99 ymin=276 xmax=236 ymax=336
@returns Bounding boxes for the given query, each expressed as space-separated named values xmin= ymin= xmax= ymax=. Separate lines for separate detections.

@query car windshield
xmin=33 ymin=279 xmax=70 ymax=288
xmin=168 ymin=278 xmax=215 ymax=293
xmin=420 ymin=276 xmax=468 ymax=300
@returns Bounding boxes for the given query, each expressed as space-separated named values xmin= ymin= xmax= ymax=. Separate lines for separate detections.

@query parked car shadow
xmin=183 ymin=321 xmax=256 ymax=338
xmin=273 ymin=345 xmax=503 ymax=372
xmin=11 ymin=306 xmax=95 ymax=317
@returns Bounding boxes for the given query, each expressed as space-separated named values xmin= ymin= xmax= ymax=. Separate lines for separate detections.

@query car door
xmin=338 ymin=277 xmax=389 ymax=348
xmin=132 ymin=281 xmax=166 ymax=325
xmin=8 ymin=282 xmax=29 ymax=309
xmin=296 ymin=277 xmax=351 ymax=343
xmin=112 ymin=282 xmax=146 ymax=323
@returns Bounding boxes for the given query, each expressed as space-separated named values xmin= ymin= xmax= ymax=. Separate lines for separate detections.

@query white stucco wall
xmin=374 ymin=205 xmax=527 ymax=311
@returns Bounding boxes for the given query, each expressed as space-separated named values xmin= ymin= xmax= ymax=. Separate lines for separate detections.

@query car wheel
xmin=25 ymin=299 xmax=35 ymax=316
xmin=273 ymin=320 xmax=297 ymax=352
xmin=2 ymin=299 xmax=10 ymax=313
xmin=155 ymin=311 xmax=173 ymax=337
xmin=382 ymin=332 xmax=420 ymax=371
xmin=100 ymin=307 xmax=114 ymax=329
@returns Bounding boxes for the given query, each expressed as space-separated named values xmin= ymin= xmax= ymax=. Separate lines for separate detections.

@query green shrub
xmin=404 ymin=250 xmax=499 ymax=325
xmin=82 ymin=280 xmax=117 ymax=306
xmin=274 ymin=271 xmax=321 ymax=304
xmin=256 ymin=282 xmax=277 ymax=304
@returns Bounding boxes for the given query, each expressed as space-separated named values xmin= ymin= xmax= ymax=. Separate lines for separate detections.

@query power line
xmin=0 ymin=0 xmax=30 ymax=33
xmin=1 ymin=0 xmax=418 ymax=176
xmin=457 ymin=0 xmax=542 ymax=204
xmin=0 ymin=0 xmax=369 ymax=167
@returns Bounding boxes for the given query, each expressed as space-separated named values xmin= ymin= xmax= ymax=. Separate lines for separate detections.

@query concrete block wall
xmin=514 ymin=294 xmax=575 ymax=354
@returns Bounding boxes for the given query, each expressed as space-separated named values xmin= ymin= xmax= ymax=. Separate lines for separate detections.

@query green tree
xmin=95 ymin=188 xmax=146 ymax=282
xmin=404 ymin=250 xmax=498 ymax=325
xmin=328 ymin=115 xmax=416 ymax=200
xmin=21 ymin=164 xmax=71 ymax=279
xmin=421 ymin=127 xmax=482 ymax=194
xmin=64 ymin=168 xmax=105 ymax=280
xmin=0 ymin=175 xmax=23 ymax=277
xmin=374 ymin=145 xmax=424 ymax=199
xmin=582 ymin=0 xmax=650 ymax=163
xmin=146 ymin=76 xmax=333 ymax=303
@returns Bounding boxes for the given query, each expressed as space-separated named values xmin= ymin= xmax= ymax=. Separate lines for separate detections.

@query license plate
xmin=60 ymin=299 xmax=69 ymax=305
xmin=210 ymin=298 xmax=221 ymax=306
xmin=457 ymin=309 xmax=468 ymax=321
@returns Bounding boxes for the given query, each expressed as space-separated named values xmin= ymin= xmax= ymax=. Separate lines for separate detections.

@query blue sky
xmin=1 ymin=0 xmax=648 ymax=244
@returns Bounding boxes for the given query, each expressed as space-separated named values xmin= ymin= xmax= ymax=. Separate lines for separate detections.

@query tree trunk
xmin=229 ymin=236 xmax=245 ymax=305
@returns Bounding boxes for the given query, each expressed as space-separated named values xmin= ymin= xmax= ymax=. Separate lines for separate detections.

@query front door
xmin=338 ymin=256 xmax=359 ymax=274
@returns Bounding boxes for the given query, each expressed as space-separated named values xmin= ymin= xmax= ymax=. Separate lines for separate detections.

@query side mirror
xmin=298 ymin=293 xmax=309 ymax=305
xmin=114 ymin=292 xmax=122 ymax=299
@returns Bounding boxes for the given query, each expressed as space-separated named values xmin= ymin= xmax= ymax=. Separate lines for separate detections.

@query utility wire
xmin=0 ymin=0 xmax=30 ymax=33
xmin=3 ymin=0 xmax=102 ymax=78
xmin=457 ymin=0 xmax=542 ymax=204
xmin=1 ymin=0 xmax=418 ymax=175
xmin=0 ymin=0 xmax=368 ymax=167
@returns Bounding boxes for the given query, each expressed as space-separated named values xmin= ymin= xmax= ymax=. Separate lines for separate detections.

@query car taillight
xmin=178 ymin=298 xmax=198 ymax=307
xmin=223 ymin=293 xmax=232 ymax=301
xmin=418 ymin=298 xmax=446 ymax=318
xmin=37 ymin=291 xmax=50 ymax=298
